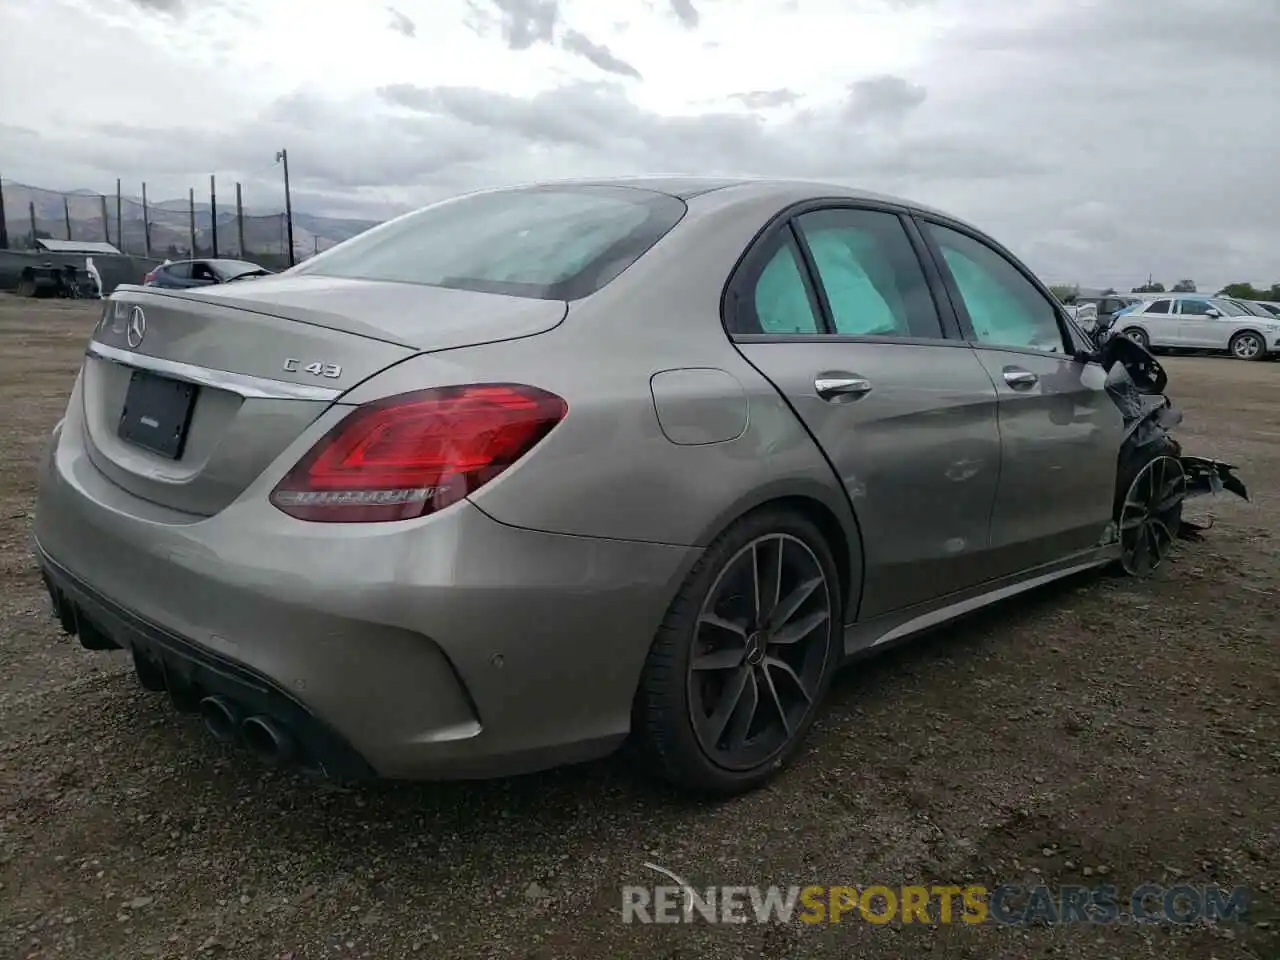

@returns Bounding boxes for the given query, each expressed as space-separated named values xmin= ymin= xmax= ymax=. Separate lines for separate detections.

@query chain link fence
xmin=0 ymin=179 xmax=299 ymax=270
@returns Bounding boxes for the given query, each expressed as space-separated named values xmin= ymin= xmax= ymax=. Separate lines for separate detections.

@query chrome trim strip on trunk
xmin=86 ymin=340 xmax=344 ymax=402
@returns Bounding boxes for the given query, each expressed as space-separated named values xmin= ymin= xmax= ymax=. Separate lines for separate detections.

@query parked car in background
xmin=1228 ymin=299 xmax=1279 ymax=320
xmin=144 ymin=258 xmax=275 ymax=289
xmin=29 ymin=176 xmax=1240 ymax=795
xmin=1075 ymin=294 xmax=1141 ymax=327
xmin=1116 ymin=295 xmax=1280 ymax=360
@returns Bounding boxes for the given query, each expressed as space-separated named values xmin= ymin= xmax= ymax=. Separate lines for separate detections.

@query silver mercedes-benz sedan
xmin=33 ymin=177 xmax=1163 ymax=795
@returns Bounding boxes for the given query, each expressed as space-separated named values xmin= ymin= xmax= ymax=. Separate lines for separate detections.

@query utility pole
xmin=235 ymin=182 xmax=245 ymax=256
xmin=188 ymin=188 xmax=196 ymax=256
xmin=209 ymin=174 xmax=218 ymax=257
xmin=276 ymin=149 xmax=295 ymax=266
xmin=100 ymin=194 xmax=110 ymax=243
xmin=28 ymin=201 xmax=37 ymax=248
xmin=63 ymin=196 xmax=72 ymax=240
xmin=141 ymin=182 xmax=152 ymax=257
xmin=0 ymin=173 xmax=8 ymax=249
xmin=116 ymin=179 xmax=123 ymax=251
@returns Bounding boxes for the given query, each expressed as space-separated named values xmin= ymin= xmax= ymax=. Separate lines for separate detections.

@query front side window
xmin=793 ymin=208 xmax=943 ymax=339
xmin=925 ymin=223 xmax=1065 ymax=352
xmin=292 ymin=185 xmax=686 ymax=301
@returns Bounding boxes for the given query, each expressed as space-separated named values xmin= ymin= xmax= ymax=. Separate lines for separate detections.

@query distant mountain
xmin=1 ymin=181 xmax=382 ymax=261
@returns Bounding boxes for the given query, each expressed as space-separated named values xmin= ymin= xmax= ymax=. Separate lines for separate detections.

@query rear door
xmin=726 ymin=203 xmax=1003 ymax=619
xmin=1132 ymin=298 xmax=1175 ymax=345
xmin=158 ymin=262 xmax=196 ymax=289
xmin=916 ymin=218 xmax=1119 ymax=575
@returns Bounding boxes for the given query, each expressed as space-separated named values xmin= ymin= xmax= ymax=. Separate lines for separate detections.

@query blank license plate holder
xmin=118 ymin=369 xmax=198 ymax=460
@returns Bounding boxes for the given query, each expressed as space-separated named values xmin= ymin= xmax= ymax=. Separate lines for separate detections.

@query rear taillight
xmin=269 ymin=384 xmax=567 ymax=523
xmin=143 ymin=270 xmax=157 ymax=284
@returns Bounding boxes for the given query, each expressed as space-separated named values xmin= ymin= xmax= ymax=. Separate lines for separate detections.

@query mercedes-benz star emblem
xmin=126 ymin=306 xmax=146 ymax=348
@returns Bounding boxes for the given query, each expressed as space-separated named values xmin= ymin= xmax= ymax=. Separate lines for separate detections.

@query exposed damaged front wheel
xmin=1116 ymin=451 xmax=1185 ymax=577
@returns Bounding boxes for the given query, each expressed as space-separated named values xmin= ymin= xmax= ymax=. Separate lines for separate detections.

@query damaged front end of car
xmin=1085 ymin=323 xmax=1248 ymax=576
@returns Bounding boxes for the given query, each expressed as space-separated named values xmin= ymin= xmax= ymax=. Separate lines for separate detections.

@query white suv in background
xmin=1115 ymin=295 xmax=1280 ymax=361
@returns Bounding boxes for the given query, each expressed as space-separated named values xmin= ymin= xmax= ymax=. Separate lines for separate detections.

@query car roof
xmin=512 ymin=175 xmax=960 ymax=220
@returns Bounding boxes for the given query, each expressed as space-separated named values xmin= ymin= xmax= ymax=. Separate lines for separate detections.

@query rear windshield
xmin=213 ymin=260 xmax=270 ymax=280
xmin=291 ymin=185 xmax=687 ymax=300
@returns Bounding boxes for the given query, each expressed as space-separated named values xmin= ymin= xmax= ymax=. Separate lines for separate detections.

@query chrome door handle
xmin=1002 ymin=369 xmax=1038 ymax=388
xmin=815 ymin=377 xmax=872 ymax=400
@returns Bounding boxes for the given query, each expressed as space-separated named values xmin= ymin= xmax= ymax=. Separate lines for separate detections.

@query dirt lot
xmin=0 ymin=295 xmax=1276 ymax=960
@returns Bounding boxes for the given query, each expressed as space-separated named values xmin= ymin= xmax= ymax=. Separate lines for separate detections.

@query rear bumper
xmin=39 ymin=551 xmax=376 ymax=780
xmin=33 ymin=413 xmax=697 ymax=780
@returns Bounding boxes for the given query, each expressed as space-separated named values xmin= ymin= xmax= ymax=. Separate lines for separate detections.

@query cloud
xmin=125 ymin=0 xmax=182 ymax=12
xmin=844 ymin=75 xmax=926 ymax=127
xmin=669 ymin=0 xmax=699 ymax=29
xmin=377 ymin=78 xmax=1041 ymax=186
xmin=732 ymin=89 xmax=800 ymax=109
xmin=477 ymin=0 xmax=559 ymax=50
xmin=559 ymin=30 xmax=642 ymax=79
xmin=2 ymin=0 xmax=1278 ymax=292
xmin=387 ymin=6 xmax=416 ymax=37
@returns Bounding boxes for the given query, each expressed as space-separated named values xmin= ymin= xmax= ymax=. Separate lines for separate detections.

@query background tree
xmin=1171 ymin=279 xmax=1197 ymax=292
xmin=1049 ymin=283 xmax=1079 ymax=303
xmin=1132 ymin=281 xmax=1166 ymax=293
xmin=1217 ymin=282 xmax=1278 ymax=300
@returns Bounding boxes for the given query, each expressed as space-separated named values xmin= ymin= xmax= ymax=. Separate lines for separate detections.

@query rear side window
xmin=165 ymin=262 xmax=192 ymax=280
xmin=292 ymin=185 xmax=687 ymax=301
xmin=753 ymin=242 xmax=821 ymax=334
xmin=1145 ymin=299 xmax=1170 ymax=314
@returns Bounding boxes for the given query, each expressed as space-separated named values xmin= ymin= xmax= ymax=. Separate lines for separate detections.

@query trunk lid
xmin=81 ymin=281 xmax=567 ymax=516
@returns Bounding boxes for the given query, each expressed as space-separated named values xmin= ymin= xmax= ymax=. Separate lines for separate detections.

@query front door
xmin=1173 ymin=297 xmax=1229 ymax=349
xmin=727 ymin=204 xmax=1003 ymax=618
xmin=917 ymin=219 xmax=1122 ymax=575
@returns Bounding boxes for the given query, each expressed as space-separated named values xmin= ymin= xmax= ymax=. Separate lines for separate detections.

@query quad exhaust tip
xmin=198 ymin=695 xmax=239 ymax=743
xmin=241 ymin=716 xmax=294 ymax=765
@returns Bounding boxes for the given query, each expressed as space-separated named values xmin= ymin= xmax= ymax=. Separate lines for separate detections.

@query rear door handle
xmin=815 ymin=376 xmax=873 ymax=401
xmin=1002 ymin=368 xmax=1038 ymax=389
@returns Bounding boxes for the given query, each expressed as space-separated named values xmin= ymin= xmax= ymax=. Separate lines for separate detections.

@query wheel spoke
xmin=760 ymin=666 xmax=791 ymax=736
xmin=752 ymin=538 xmax=783 ymax=625
xmin=704 ymin=666 xmax=751 ymax=746
xmin=766 ymin=575 xmax=823 ymax=632
xmin=723 ymin=670 xmax=760 ymax=754
xmin=1119 ymin=510 xmax=1147 ymax=531
xmin=771 ymin=608 xmax=829 ymax=646
xmin=698 ymin=612 xmax=747 ymax=637
xmin=1131 ymin=523 xmax=1153 ymax=574
xmin=765 ymin=656 xmax=813 ymax=705
xmin=692 ymin=645 xmax=746 ymax=672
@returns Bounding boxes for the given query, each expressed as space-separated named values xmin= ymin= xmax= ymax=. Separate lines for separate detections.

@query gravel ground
xmin=0 ymin=295 xmax=1276 ymax=960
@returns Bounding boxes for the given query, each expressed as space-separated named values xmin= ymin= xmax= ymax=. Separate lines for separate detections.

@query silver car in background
xmin=33 ymin=177 xmax=1200 ymax=796
xmin=1116 ymin=294 xmax=1280 ymax=360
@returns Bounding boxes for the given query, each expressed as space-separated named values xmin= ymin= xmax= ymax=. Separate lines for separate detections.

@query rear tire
xmin=1228 ymin=331 xmax=1265 ymax=361
xmin=634 ymin=508 xmax=841 ymax=796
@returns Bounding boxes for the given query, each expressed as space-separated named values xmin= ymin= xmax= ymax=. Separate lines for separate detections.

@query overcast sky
xmin=1 ymin=0 xmax=1277 ymax=291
